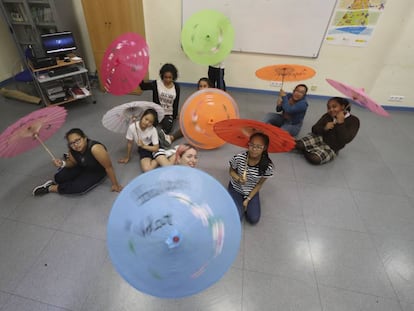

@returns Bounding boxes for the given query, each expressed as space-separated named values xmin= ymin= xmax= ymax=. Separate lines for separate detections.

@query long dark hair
xmin=159 ymin=63 xmax=178 ymax=81
xmin=249 ymin=132 xmax=272 ymax=175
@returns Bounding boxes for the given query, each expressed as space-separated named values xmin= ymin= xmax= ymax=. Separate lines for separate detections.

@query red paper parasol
xmin=255 ymin=64 xmax=316 ymax=88
xmin=326 ymin=78 xmax=390 ymax=117
xmin=213 ymin=119 xmax=295 ymax=153
xmin=0 ymin=106 xmax=67 ymax=159
xmin=102 ymin=101 xmax=165 ymax=134
xmin=180 ymin=88 xmax=239 ymax=150
xmin=101 ymin=32 xmax=149 ymax=96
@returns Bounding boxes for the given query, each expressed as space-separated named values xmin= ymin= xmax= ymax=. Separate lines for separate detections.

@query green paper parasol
xmin=181 ymin=10 xmax=235 ymax=66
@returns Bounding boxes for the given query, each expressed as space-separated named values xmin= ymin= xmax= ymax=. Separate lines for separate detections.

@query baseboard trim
xmin=180 ymin=82 xmax=414 ymax=112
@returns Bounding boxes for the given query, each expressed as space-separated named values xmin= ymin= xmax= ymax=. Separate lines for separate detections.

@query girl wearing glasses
xmin=228 ymin=133 xmax=274 ymax=224
xmin=263 ymin=84 xmax=309 ymax=137
xmin=32 ymin=128 xmax=122 ymax=196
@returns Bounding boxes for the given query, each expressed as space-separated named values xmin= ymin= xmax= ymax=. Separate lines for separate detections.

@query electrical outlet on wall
xmin=270 ymin=81 xmax=282 ymax=88
xmin=388 ymin=95 xmax=404 ymax=102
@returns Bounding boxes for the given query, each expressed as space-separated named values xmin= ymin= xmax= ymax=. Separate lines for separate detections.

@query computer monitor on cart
xmin=41 ymin=31 xmax=77 ymax=60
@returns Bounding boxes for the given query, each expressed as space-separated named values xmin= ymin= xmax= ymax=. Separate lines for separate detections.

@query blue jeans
xmin=262 ymin=113 xmax=302 ymax=137
xmin=228 ymin=182 xmax=261 ymax=225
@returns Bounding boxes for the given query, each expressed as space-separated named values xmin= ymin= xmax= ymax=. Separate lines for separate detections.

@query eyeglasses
xmin=293 ymin=89 xmax=306 ymax=95
xmin=68 ymin=137 xmax=82 ymax=147
xmin=248 ymin=143 xmax=264 ymax=150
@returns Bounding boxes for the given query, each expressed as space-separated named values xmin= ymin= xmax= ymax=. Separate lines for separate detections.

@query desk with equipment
xmin=28 ymin=31 xmax=94 ymax=106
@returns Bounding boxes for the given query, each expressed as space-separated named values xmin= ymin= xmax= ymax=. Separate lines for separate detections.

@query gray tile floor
xmin=1 ymin=84 xmax=414 ymax=311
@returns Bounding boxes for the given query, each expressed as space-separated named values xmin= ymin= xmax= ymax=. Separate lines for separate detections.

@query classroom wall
xmin=139 ymin=0 xmax=414 ymax=108
xmin=1 ymin=0 xmax=413 ymax=108
xmin=0 ymin=16 xmax=21 ymax=82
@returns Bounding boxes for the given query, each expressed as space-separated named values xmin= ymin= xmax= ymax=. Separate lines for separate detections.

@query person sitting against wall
xmin=262 ymin=84 xmax=309 ymax=137
xmin=295 ymin=97 xmax=360 ymax=165
xmin=139 ymin=63 xmax=182 ymax=146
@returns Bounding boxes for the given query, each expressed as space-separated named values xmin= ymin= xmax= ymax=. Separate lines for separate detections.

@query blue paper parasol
xmin=107 ymin=166 xmax=241 ymax=298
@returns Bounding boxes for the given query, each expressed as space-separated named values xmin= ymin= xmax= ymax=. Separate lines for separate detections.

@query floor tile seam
xmin=349 ymin=190 xmax=405 ymax=309
xmin=383 ymin=161 xmax=414 ymax=198
xmin=295 ymin=179 xmax=349 ymax=190
xmin=258 ymin=215 xmax=306 ymax=226
xmin=301 ymin=208 xmax=325 ymax=311
xmin=349 ymin=190 xmax=414 ymax=241
xmin=3 ymin=216 xmax=62 ymax=232
xmin=0 ymin=292 xmax=73 ymax=311
xmin=7 ymin=229 xmax=58 ymax=296
xmin=303 ymin=221 xmax=370 ymax=235
xmin=316 ymin=282 xmax=404 ymax=305
xmin=242 ymin=266 xmax=318 ymax=287
xmin=76 ymin=260 xmax=111 ymax=311
xmin=53 ymin=227 xmax=107 ymax=242
xmin=347 ymin=185 xmax=405 ymax=197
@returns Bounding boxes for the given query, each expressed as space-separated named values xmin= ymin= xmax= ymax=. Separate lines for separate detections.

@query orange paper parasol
xmin=255 ymin=64 xmax=316 ymax=88
xmin=180 ymin=88 xmax=239 ymax=149
xmin=213 ymin=119 xmax=295 ymax=153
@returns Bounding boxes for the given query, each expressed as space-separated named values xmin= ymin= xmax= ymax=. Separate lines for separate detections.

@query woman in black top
xmin=140 ymin=64 xmax=182 ymax=144
xmin=33 ymin=128 xmax=122 ymax=196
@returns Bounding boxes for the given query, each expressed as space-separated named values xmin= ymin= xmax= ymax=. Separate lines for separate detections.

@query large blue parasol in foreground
xmin=107 ymin=166 xmax=241 ymax=298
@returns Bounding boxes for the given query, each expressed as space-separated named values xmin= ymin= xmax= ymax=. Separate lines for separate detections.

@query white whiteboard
xmin=182 ymin=0 xmax=337 ymax=58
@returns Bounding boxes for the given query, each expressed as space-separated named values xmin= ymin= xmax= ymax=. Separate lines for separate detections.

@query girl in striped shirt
xmin=228 ymin=133 xmax=274 ymax=224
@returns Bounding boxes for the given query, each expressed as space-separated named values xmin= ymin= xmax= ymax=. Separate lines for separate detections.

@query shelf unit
xmin=29 ymin=54 xmax=95 ymax=106
xmin=0 ymin=0 xmax=60 ymax=59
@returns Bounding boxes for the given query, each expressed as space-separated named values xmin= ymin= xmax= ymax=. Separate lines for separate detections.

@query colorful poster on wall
xmin=325 ymin=0 xmax=386 ymax=47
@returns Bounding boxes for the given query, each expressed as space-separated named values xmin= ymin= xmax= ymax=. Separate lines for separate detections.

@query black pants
xmin=54 ymin=166 xmax=106 ymax=195
xmin=208 ymin=66 xmax=226 ymax=91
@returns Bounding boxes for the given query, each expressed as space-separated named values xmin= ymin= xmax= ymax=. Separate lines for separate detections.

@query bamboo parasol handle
xmin=34 ymin=134 xmax=56 ymax=160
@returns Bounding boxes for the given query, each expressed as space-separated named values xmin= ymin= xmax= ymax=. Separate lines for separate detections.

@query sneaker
xmin=165 ymin=132 xmax=172 ymax=145
xmin=157 ymin=128 xmax=171 ymax=149
xmin=32 ymin=180 xmax=55 ymax=196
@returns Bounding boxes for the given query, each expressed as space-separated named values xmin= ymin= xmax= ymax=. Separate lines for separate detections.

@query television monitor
xmin=41 ymin=31 xmax=77 ymax=59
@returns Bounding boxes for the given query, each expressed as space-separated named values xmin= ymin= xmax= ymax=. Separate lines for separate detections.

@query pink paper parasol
xmin=326 ymin=78 xmax=390 ymax=117
xmin=0 ymin=106 xmax=67 ymax=159
xmin=101 ymin=33 xmax=149 ymax=96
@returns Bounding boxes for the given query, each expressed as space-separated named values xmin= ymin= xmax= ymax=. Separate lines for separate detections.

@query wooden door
xmin=81 ymin=0 xmax=109 ymax=53
xmin=81 ymin=0 xmax=145 ymax=93
xmin=82 ymin=0 xmax=145 ymax=52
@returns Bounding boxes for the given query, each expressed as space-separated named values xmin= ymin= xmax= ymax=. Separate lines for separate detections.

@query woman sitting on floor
xmin=33 ymin=128 xmax=122 ymax=196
